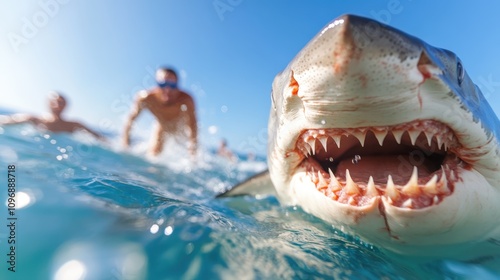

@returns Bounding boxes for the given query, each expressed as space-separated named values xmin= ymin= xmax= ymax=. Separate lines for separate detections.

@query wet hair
xmin=48 ymin=91 xmax=67 ymax=104
xmin=157 ymin=67 xmax=178 ymax=79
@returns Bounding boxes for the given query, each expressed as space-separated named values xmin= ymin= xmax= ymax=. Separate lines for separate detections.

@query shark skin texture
xmin=220 ymin=14 xmax=500 ymax=260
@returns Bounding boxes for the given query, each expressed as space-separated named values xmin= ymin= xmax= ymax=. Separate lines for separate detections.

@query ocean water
xmin=0 ymin=124 xmax=499 ymax=280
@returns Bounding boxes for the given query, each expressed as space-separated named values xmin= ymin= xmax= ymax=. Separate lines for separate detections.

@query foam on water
xmin=0 ymin=124 xmax=499 ymax=279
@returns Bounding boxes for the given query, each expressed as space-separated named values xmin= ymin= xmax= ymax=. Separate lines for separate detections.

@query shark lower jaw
xmin=291 ymin=119 xmax=469 ymax=209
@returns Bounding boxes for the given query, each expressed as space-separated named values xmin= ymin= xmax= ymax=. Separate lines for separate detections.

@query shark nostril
xmin=416 ymin=51 xmax=439 ymax=80
xmin=417 ymin=51 xmax=432 ymax=66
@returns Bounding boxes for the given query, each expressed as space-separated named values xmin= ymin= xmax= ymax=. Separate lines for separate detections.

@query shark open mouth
xmin=296 ymin=120 xmax=466 ymax=209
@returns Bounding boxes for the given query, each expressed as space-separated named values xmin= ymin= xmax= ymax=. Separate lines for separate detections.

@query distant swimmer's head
xmin=156 ymin=67 xmax=178 ymax=89
xmin=48 ymin=91 xmax=67 ymax=116
xmin=156 ymin=67 xmax=180 ymax=104
xmin=220 ymin=138 xmax=228 ymax=148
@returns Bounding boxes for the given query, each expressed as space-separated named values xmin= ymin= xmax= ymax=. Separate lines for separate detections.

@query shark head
xmin=268 ymin=14 xmax=500 ymax=256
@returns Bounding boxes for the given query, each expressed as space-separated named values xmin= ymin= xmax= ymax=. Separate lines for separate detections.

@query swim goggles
xmin=158 ymin=80 xmax=178 ymax=89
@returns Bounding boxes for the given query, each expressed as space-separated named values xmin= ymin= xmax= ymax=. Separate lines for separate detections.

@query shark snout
xmin=289 ymin=14 xmax=427 ymax=100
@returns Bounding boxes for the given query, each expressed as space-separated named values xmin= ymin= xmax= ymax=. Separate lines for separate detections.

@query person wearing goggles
xmin=122 ymin=67 xmax=198 ymax=157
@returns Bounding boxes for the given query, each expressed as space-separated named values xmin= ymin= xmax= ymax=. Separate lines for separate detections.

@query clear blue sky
xmin=1 ymin=0 xmax=500 ymax=155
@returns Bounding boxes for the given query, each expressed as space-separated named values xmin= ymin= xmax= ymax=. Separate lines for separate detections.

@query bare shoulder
xmin=178 ymin=91 xmax=195 ymax=104
xmin=136 ymin=89 xmax=154 ymax=102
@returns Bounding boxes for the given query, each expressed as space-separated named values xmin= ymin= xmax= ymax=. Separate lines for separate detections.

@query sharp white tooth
xmin=365 ymin=176 xmax=379 ymax=197
xmin=352 ymin=130 xmax=367 ymax=147
xmin=438 ymin=167 xmax=450 ymax=194
xmin=450 ymin=170 xmax=456 ymax=181
xmin=318 ymin=171 xmax=327 ymax=187
xmin=386 ymin=196 xmax=394 ymax=205
xmin=311 ymin=171 xmax=318 ymax=184
xmin=408 ymin=131 xmax=420 ymax=146
xmin=402 ymin=199 xmax=414 ymax=208
xmin=402 ymin=166 xmax=420 ymax=196
xmin=306 ymin=138 xmax=317 ymax=155
xmin=423 ymin=174 xmax=439 ymax=195
xmin=348 ymin=197 xmax=356 ymax=205
xmin=345 ymin=169 xmax=360 ymax=195
xmin=443 ymin=142 xmax=448 ymax=151
xmin=436 ymin=135 xmax=444 ymax=150
xmin=327 ymin=190 xmax=337 ymax=200
xmin=374 ymin=130 xmax=388 ymax=146
xmin=304 ymin=143 xmax=312 ymax=156
xmin=433 ymin=195 xmax=439 ymax=204
xmin=328 ymin=168 xmax=334 ymax=178
xmin=332 ymin=135 xmax=341 ymax=148
xmin=328 ymin=168 xmax=342 ymax=191
xmin=385 ymin=175 xmax=400 ymax=200
xmin=318 ymin=136 xmax=328 ymax=152
xmin=392 ymin=130 xmax=404 ymax=144
xmin=424 ymin=131 xmax=434 ymax=147
xmin=325 ymin=188 xmax=333 ymax=199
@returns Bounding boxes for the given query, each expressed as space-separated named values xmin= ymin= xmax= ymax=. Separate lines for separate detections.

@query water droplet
xmin=329 ymin=157 xmax=334 ymax=162
xmin=208 ymin=125 xmax=218 ymax=134
xmin=150 ymin=224 xmax=159 ymax=234
xmin=352 ymin=155 xmax=361 ymax=164
xmin=50 ymin=139 xmax=57 ymax=144
xmin=180 ymin=104 xmax=187 ymax=111
xmin=221 ymin=105 xmax=228 ymax=113
xmin=56 ymin=155 xmax=63 ymax=161
xmin=164 ymin=226 xmax=173 ymax=236
xmin=320 ymin=120 xmax=326 ymax=125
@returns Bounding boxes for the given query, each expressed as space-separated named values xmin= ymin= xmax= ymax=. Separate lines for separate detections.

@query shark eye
xmin=457 ymin=61 xmax=464 ymax=86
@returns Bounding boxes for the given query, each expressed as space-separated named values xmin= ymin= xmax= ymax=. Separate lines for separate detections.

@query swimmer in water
xmin=122 ymin=67 xmax=198 ymax=157
xmin=217 ymin=138 xmax=237 ymax=162
xmin=0 ymin=92 xmax=105 ymax=140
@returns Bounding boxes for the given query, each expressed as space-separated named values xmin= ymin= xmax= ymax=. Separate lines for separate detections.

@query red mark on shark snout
xmin=290 ymin=70 xmax=299 ymax=95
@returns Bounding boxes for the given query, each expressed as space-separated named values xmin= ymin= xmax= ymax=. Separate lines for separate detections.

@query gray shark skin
xmin=220 ymin=14 xmax=500 ymax=260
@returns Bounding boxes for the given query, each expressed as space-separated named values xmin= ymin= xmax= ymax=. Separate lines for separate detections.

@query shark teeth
xmin=365 ymin=176 xmax=379 ymax=197
xmin=299 ymin=120 xmax=460 ymax=209
xmin=309 ymin=163 xmax=456 ymax=209
xmin=373 ymin=130 xmax=387 ymax=146
xmin=401 ymin=167 xmax=420 ymax=196
xmin=299 ymin=120 xmax=456 ymax=156
xmin=351 ymin=130 xmax=367 ymax=147
xmin=345 ymin=169 xmax=361 ymax=195
xmin=391 ymin=130 xmax=404 ymax=144
xmin=318 ymin=136 xmax=328 ymax=152
xmin=408 ymin=131 xmax=421 ymax=146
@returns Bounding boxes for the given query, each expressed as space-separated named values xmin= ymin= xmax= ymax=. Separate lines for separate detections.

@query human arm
xmin=74 ymin=122 xmax=106 ymax=141
xmin=0 ymin=114 xmax=38 ymax=126
xmin=185 ymin=96 xmax=198 ymax=156
xmin=122 ymin=92 xmax=146 ymax=147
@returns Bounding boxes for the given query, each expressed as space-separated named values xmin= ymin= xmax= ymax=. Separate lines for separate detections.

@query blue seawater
xmin=0 ymin=125 xmax=499 ymax=280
